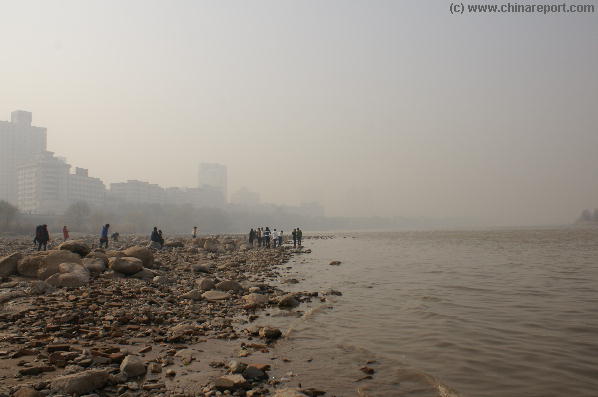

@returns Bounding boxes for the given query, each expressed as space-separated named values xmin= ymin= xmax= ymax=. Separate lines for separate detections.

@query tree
xmin=63 ymin=201 xmax=92 ymax=231
xmin=0 ymin=200 xmax=19 ymax=231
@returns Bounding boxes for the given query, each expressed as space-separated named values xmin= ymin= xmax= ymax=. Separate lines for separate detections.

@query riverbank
xmin=0 ymin=235 xmax=327 ymax=397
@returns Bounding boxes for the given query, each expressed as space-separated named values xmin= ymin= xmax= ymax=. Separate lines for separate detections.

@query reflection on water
xmin=259 ymin=228 xmax=598 ymax=397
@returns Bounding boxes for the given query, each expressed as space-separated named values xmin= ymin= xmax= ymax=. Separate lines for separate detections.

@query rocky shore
xmin=0 ymin=235 xmax=327 ymax=397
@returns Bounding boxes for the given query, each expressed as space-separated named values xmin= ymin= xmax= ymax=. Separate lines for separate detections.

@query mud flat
xmin=0 ymin=235 xmax=326 ymax=397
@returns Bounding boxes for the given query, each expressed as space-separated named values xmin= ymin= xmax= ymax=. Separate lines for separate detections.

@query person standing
xmin=37 ymin=224 xmax=50 ymax=251
xmin=100 ymin=224 xmax=110 ymax=248
xmin=158 ymin=230 xmax=164 ymax=248
xmin=151 ymin=227 xmax=161 ymax=248
xmin=257 ymin=228 xmax=263 ymax=247
xmin=272 ymin=229 xmax=277 ymax=248
xmin=249 ymin=228 xmax=256 ymax=246
xmin=297 ymin=227 xmax=303 ymax=247
xmin=192 ymin=226 xmax=198 ymax=239
xmin=33 ymin=225 xmax=41 ymax=247
xmin=62 ymin=226 xmax=70 ymax=241
xmin=264 ymin=227 xmax=271 ymax=248
xmin=278 ymin=230 xmax=283 ymax=247
xmin=292 ymin=228 xmax=297 ymax=248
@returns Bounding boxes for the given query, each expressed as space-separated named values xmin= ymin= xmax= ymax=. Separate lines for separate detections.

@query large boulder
xmin=122 ymin=246 xmax=154 ymax=268
xmin=45 ymin=263 xmax=90 ymax=288
xmin=36 ymin=250 xmax=82 ymax=279
xmin=82 ymin=257 xmax=106 ymax=274
xmin=120 ymin=355 xmax=146 ymax=378
xmin=0 ymin=252 xmax=21 ymax=277
xmin=17 ymin=253 xmax=48 ymax=278
xmin=85 ymin=251 xmax=109 ymax=264
xmin=216 ymin=280 xmax=243 ymax=292
xmin=50 ymin=369 xmax=110 ymax=394
xmin=109 ymin=257 xmax=143 ymax=275
xmin=58 ymin=240 xmax=91 ymax=257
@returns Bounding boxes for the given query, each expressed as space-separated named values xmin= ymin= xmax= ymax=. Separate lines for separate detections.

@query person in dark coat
xmin=37 ymin=224 xmax=50 ymax=251
xmin=249 ymin=228 xmax=256 ymax=246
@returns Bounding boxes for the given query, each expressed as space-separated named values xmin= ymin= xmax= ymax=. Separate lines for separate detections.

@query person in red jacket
xmin=63 ymin=226 xmax=69 ymax=241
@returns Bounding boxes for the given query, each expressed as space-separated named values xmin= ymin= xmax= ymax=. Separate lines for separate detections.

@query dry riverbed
xmin=0 ymin=235 xmax=327 ymax=397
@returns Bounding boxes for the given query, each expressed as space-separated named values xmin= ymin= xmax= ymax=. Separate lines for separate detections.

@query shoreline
xmin=0 ymin=235 xmax=327 ymax=397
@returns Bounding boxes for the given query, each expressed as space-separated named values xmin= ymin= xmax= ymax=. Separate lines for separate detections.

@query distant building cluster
xmin=0 ymin=110 xmax=229 ymax=214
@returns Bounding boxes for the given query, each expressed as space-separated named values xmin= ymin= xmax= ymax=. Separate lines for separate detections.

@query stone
xmin=181 ymin=289 xmax=203 ymax=301
xmin=58 ymin=240 xmax=91 ymax=257
xmin=259 ymin=327 xmax=282 ymax=340
xmin=45 ymin=263 xmax=90 ymax=288
xmin=122 ymin=246 xmax=154 ymax=268
xmin=164 ymin=240 xmax=184 ymax=248
xmin=85 ymin=251 xmax=109 ymax=264
xmin=214 ymin=374 xmax=247 ymax=390
xmin=242 ymin=293 xmax=269 ymax=307
xmin=0 ymin=252 xmax=21 ymax=277
xmin=202 ymin=290 xmax=230 ymax=302
xmin=196 ymin=277 xmax=215 ymax=290
xmin=329 ymin=260 xmax=341 ymax=266
xmin=228 ymin=360 xmax=247 ymax=374
xmin=27 ymin=280 xmax=55 ymax=295
xmin=216 ymin=280 xmax=243 ymax=292
xmin=13 ymin=387 xmax=44 ymax=397
xmin=273 ymin=389 xmax=309 ymax=397
xmin=243 ymin=366 xmax=266 ymax=380
xmin=120 ymin=355 xmax=146 ymax=378
xmin=82 ymin=257 xmax=106 ymax=273
xmin=167 ymin=323 xmax=200 ymax=340
xmin=130 ymin=267 xmax=157 ymax=280
xmin=17 ymin=253 xmax=47 ymax=277
xmin=109 ymin=257 xmax=143 ymax=275
xmin=192 ymin=264 xmax=211 ymax=273
xmin=50 ymin=369 xmax=110 ymax=394
xmin=148 ymin=362 xmax=162 ymax=373
xmin=37 ymin=250 xmax=83 ymax=279
xmin=203 ymin=239 xmax=219 ymax=252
xmin=278 ymin=294 xmax=300 ymax=308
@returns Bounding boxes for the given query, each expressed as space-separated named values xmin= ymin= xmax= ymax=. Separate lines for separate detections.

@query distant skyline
xmin=1 ymin=0 xmax=597 ymax=226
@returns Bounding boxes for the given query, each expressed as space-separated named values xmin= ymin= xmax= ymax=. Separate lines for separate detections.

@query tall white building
xmin=198 ymin=163 xmax=227 ymax=202
xmin=17 ymin=151 xmax=70 ymax=214
xmin=0 ymin=111 xmax=47 ymax=205
xmin=68 ymin=167 xmax=106 ymax=208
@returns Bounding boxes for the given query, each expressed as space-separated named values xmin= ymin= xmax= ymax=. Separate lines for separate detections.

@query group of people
xmin=248 ymin=227 xmax=303 ymax=248
xmin=34 ymin=223 xmax=121 ymax=252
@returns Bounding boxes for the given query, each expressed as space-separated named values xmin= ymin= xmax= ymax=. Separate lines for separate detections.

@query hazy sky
xmin=1 ymin=0 xmax=597 ymax=226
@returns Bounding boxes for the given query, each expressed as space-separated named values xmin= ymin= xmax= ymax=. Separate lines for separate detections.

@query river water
xmin=259 ymin=228 xmax=598 ymax=397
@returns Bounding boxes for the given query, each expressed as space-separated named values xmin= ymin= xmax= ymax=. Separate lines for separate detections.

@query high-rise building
xmin=68 ymin=167 xmax=106 ymax=208
xmin=198 ymin=163 xmax=227 ymax=202
xmin=17 ymin=151 xmax=70 ymax=214
xmin=0 ymin=110 xmax=47 ymax=205
xmin=110 ymin=180 xmax=165 ymax=205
